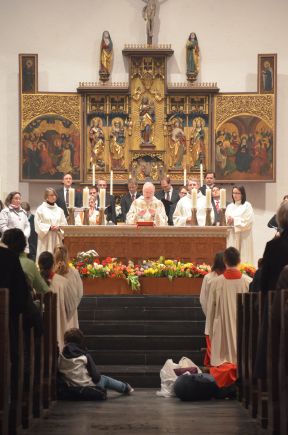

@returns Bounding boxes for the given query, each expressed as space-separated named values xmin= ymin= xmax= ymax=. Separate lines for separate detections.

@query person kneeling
xmin=58 ymin=328 xmax=133 ymax=400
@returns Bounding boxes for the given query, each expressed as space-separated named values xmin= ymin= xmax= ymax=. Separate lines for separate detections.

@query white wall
xmin=1 ymin=0 xmax=288 ymax=264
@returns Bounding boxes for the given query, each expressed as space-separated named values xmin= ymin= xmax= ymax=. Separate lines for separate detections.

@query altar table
xmin=62 ymin=225 xmax=231 ymax=265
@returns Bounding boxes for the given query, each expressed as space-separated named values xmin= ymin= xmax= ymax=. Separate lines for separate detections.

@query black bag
xmin=57 ymin=374 xmax=107 ymax=401
xmin=174 ymin=373 xmax=218 ymax=401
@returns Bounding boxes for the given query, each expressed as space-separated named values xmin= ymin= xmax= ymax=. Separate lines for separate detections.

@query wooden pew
xmin=248 ymin=292 xmax=259 ymax=418
xmin=0 ymin=289 xmax=10 ymax=435
xmin=237 ymin=293 xmax=244 ymax=402
xmin=33 ymin=294 xmax=44 ymax=418
xmin=22 ymin=326 xmax=35 ymax=429
xmin=256 ymin=292 xmax=268 ymax=429
xmin=241 ymin=293 xmax=250 ymax=409
xmin=280 ymin=290 xmax=288 ymax=435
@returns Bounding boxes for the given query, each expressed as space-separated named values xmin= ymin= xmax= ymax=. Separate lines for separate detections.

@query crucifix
xmin=142 ymin=0 xmax=166 ymax=45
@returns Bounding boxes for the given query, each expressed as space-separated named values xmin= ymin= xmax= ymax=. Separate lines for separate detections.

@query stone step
xmin=85 ymin=335 xmax=206 ymax=351
xmin=79 ymin=306 xmax=205 ymax=321
xmin=80 ymin=319 xmax=205 ymax=336
xmin=79 ymin=295 xmax=202 ymax=309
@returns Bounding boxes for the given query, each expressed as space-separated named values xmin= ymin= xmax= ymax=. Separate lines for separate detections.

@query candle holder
xmin=205 ymin=208 xmax=213 ymax=226
xmin=98 ymin=208 xmax=106 ymax=225
xmin=67 ymin=208 xmax=75 ymax=225
xmin=219 ymin=208 xmax=227 ymax=226
xmin=190 ymin=208 xmax=198 ymax=226
xmin=83 ymin=208 xmax=90 ymax=226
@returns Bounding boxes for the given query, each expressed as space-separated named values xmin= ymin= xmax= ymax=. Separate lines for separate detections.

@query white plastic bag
xmin=156 ymin=358 xmax=178 ymax=397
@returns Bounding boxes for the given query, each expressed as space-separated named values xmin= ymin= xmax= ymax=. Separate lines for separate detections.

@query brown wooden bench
xmin=0 ymin=289 xmax=10 ymax=435
xmin=280 ymin=289 xmax=288 ymax=435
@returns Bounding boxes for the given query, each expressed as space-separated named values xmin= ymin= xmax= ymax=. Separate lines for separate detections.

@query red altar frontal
xmin=62 ymin=225 xmax=230 ymax=264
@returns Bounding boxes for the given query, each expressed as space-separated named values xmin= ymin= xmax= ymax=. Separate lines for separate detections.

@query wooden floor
xmin=28 ymin=389 xmax=267 ymax=435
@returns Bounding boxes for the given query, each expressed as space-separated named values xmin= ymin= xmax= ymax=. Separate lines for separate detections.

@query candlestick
xmin=82 ymin=187 xmax=89 ymax=208
xmin=183 ymin=168 xmax=187 ymax=186
xmin=99 ymin=188 xmax=106 ymax=209
xmin=92 ymin=164 xmax=96 ymax=186
xmin=220 ymin=188 xmax=226 ymax=209
xmin=206 ymin=187 xmax=211 ymax=208
xmin=191 ymin=188 xmax=197 ymax=209
xmin=200 ymin=163 xmax=204 ymax=187
xmin=68 ymin=188 xmax=75 ymax=208
xmin=110 ymin=170 xmax=113 ymax=195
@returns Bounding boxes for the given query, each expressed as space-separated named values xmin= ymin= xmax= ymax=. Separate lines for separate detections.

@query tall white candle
xmin=206 ymin=188 xmax=211 ymax=208
xmin=200 ymin=164 xmax=204 ymax=187
xmin=83 ymin=187 xmax=89 ymax=208
xmin=110 ymin=170 xmax=113 ymax=195
xmin=68 ymin=188 xmax=75 ymax=208
xmin=99 ymin=188 xmax=106 ymax=209
xmin=191 ymin=188 xmax=197 ymax=209
xmin=220 ymin=188 xmax=226 ymax=209
xmin=183 ymin=168 xmax=187 ymax=186
xmin=92 ymin=164 xmax=96 ymax=186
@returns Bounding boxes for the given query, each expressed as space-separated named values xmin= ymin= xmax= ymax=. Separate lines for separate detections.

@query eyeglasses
xmin=180 ymin=191 xmax=187 ymax=195
xmin=233 ymin=191 xmax=241 ymax=195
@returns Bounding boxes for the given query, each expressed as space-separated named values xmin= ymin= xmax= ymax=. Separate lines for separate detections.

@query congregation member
xmin=206 ymin=247 xmax=251 ymax=386
xmin=168 ymin=186 xmax=188 ymax=224
xmin=2 ymin=228 xmax=49 ymax=294
xmin=225 ymin=185 xmax=254 ymax=265
xmin=56 ymin=172 xmax=82 ymax=217
xmin=39 ymin=251 xmax=71 ymax=350
xmin=21 ymin=201 xmax=37 ymax=261
xmin=89 ymin=186 xmax=98 ymax=203
xmin=211 ymin=185 xmax=226 ymax=225
xmin=35 ymin=188 xmax=67 ymax=260
xmin=54 ymin=246 xmax=83 ymax=330
xmin=173 ymin=178 xmax=211 ymax=226
xmin=155 ymin=176 xmax=179 ymax=225
xmin=58 ymin=328 xmax=134 ymax=398
xmin=199 ymin=171 xmax=216 ymax=195
xmin=120 ymin=178 xmax=140 ymax=222
xmin=126 ymin=181 xmax=168 ymax=226
xmin=0 ymin=191 xmax=30 ymax=252
xmin=88 ymin=195 xmax=99 ymax=225
xmin=267 ymin=193 xmax=288 ymax=235
xmin=97 ymin=178 xmax=117 ymax=224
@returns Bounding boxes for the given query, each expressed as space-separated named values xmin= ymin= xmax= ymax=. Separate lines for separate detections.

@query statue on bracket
xmin=139 ymin=96 xmax=155 ymax=146
xmin=89 ymin=117 xmax=105 ymax=170
xmin=109 ymin=118 xmax=126 ymax=170
xmin=186 ymin=32 xmax=200 ymax=82
xmin=99 ymin=31 xmax=113 ymax=82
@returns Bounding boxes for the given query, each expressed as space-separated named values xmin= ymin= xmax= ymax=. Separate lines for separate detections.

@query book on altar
xmin=136 ymin=221 xmax=155 ymax=227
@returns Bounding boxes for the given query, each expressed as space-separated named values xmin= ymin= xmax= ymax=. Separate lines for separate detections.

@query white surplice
xmin=225 ymin=201 xmax=254 ymax=265
xmin=199 ymin=270 xmax=218 ymax=318
xmin=35 ymin=202 xmax=67 ymax=260
xmin=64 ymin=266 xmax=83 ymax=329
xmin=126 ymin=195 xmax=168 ymax=226
xmin=50 ymin=273 xmax=71 ymax=351
xmin=206 ymin=273 xmax=251 ymax=366
xmin=173 ymin=192 xmax=214 ymax=226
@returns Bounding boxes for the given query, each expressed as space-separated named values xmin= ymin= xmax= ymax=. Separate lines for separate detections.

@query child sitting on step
xmin=58 ymin=328 xmax=134 ymax=400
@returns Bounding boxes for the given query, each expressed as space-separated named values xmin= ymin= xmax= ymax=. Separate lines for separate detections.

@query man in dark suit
xmin=120 ymin=178 xmax=140 ymax=222
xmin=56 ymin=173 xmax=82 ymax=217
xmin=97 ymin=178 xmax=117 ymax=224
xmin=155 ymin=176 xmax=179 ymax=225
xmin=199 ymin=171 xmax=216 ymax=196
xmin=211 ymin=185 xmax=223 ymax=225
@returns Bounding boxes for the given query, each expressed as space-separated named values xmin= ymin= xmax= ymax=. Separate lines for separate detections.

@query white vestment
xmin=206 ymin=273 xmax=251 ymax=366
xmin=199 ymin=270 xmax=218 ymax=318
xmin=35 ymin=202 xmax=67 ymax=260
xmin=64 ymin=266 xmax=83 ymax=329
xmin=50 ymin=273 xmax=71 ymax=350
xmin=173 ymin=192 xmax=214 ymax=226
xmin=126 ymin=195 xmax=168 ymax=226
xmin=225 ymin=201 xmax=254 ymax=264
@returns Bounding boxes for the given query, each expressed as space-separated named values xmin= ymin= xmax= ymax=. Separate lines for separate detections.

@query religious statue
xmin=99 ymin=30 xmax=113 ymax=82
xmin=109 ymin=119 xmax=125 ymax=170
xmin=139 ymin=96 xmax=155 ymax=145
xmin=142 ymin=0 xmax=156 ymax=45
xmin=169 ymin=118 xmax=187 ymax=169
xmin=186 ymin=32 xmax=200 ymax=82
xmin=89 ymin=118 xmax=105 ymax=170
xmin=262 ymin=61 xmax=273 ymax=92
xmin=189 ymin=117 xmax=206 ymax=169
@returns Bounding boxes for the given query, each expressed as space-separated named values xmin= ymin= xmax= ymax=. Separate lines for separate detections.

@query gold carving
xmin=22 ymin=93 xmax=81 ymax=129
xmin=215 ymin=94 xmax=274 ymax=127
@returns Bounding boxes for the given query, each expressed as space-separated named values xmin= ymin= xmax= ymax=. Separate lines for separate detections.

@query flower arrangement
xmin=71 ymin=251 xmax=256 ymax=291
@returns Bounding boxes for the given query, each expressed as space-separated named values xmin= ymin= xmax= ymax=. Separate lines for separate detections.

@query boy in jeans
xmin=58 ymin=328 xmax=134 ymax=399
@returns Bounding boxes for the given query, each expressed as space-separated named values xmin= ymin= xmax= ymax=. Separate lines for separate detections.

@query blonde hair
xmin=54 ymin=245 xmax=69 ymax=275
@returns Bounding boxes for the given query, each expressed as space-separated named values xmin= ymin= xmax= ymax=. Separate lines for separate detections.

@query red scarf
xmin=223 ymin=269 xmax=242 ymax=280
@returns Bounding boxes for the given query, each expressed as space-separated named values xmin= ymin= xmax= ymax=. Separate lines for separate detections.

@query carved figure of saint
xmin=190 ymin=117 xmax=205 ymax=168
xmin=262 ymin=61 xmax=273 ymax=92
xmin=99 ymin=31 xmax=113 ymax=79
xmin=169 ymin=119 xmax=186 ymax=169
xmin=109 ymin=119 xmax=125 ymax=170
xmin=89 ymin=118 xmax=105 ymax=170
xmin=186 ymin=33 xmax=200 ymax=79
xmin=139 ymin=96 xmax=155 ymax=144
xmin=142 ymin=0 xmax=156 ymax=44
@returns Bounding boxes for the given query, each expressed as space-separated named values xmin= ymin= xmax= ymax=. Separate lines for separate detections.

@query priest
xmin=126 ymin=182 xmax=168 ymax=226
